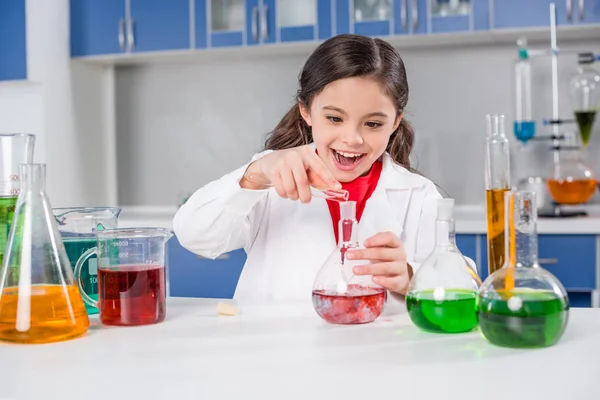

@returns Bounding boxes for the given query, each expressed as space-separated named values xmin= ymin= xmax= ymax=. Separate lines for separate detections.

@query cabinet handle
xmin=251 ymin=5 xmax=259 ymax=42
xmin=412 ymin=0 xmax=418 ymax=31
xmin=539 ymin=258 xmax=559 ymax=265
xmin=198 ymin=254 xmax=230 ymax=260
xmin=118 ymin=18 xmax=125 ymax=51
xmin=567 ymin=0 xmax=572 ymax=20
xmin=579 ymin=0 xmax=584 ymax=20
xmin=401 ymin=0 xmax=407 ymax=30
xmin=261 ymin=4 xmax=269 ymax=41
xmin=126 ymin=18 xmax=135 ymax=51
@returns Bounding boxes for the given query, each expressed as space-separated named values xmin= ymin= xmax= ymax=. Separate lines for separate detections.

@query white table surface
xmin=1 ymin=297 xmax=599 ymax=399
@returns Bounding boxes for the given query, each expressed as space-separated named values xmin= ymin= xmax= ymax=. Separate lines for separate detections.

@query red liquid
xmin=98 ymin=265 xmax=166 ymax=326
xmin=312 ymin=284 xmax=386 ymax=324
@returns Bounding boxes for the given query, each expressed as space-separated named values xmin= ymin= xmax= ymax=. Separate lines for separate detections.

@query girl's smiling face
xmin=300 ymin=76 xmax=401 ymax=183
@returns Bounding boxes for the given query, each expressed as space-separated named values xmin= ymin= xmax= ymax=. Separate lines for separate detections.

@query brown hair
xmin=264 ymin=34 xmax=414 ymax=170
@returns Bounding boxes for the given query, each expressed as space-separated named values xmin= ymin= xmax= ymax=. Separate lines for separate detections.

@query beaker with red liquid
xmin=74 ymin=227 xmax=173 ymax=326
xmin=312 ymin=201 xmax=386 ymax=324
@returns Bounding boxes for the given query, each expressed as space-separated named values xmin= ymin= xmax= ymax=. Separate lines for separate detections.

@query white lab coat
xmin=173 ymin=147 xmax=475 ymax=301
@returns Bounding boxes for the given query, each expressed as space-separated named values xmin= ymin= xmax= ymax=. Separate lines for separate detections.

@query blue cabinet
xmin=430 ymin=0 xmax=490 ymax=33
xmin=129 ymin=0 xmax=191 ymax=52
xmin=167 ymin=236 xmax=246 ymax=298
xmin=71 ymin=0 xmax=191 ymax=56
xmin=70 ymin=0 xmax=126 ymax=56
xmin=455 ymin=233 xmax=478 ymax=272
xmin=0 ymin=0 xmax=26 ymax=80
xmin=270 ymin=0 xmax=333 ymax=43
xmin=493 ymin=0 xmax=570 ymax=29
xmin=577 ymin=0 xmax=600 ymax=24
xmin=337 ymin=0 xmax=394 ymax=37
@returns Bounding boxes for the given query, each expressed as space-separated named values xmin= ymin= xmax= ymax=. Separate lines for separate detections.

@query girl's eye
xmin=326 ymin=116 xmax=343 ymax=124
xmin=365 ymin=121 xmax=383 ymax=128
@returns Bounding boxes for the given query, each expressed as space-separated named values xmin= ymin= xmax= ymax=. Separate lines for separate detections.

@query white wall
xmin=115 ymin=37 xmax=600 ymax=206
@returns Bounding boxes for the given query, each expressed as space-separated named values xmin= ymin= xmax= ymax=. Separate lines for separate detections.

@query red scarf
xmin=326 ymin=160 xmax=383 ymax=243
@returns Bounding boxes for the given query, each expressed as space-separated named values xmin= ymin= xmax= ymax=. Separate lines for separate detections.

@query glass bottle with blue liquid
xmin=53 ymin=207 xmax=121 ymax=315
xmin=514 ymin=38 xmax=536 ymax=143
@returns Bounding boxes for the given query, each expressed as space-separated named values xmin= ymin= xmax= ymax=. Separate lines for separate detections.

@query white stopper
xmin=437 ymin=198 xmax=455 ymax=220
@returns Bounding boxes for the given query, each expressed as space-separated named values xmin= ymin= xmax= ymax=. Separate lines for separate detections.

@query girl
xmin=174 ymin=34 xmax=456 ymax=301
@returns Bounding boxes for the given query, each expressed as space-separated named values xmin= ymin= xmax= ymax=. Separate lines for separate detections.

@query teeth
xmin=335 ymin=150 xmax=363 ymax=158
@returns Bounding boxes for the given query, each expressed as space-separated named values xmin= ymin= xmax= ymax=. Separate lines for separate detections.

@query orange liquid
xmin=486 ymin=189 xmax=509 ymax=276
xmin=0 ymin=284 xmax=90 ymax=344
xmin=547 ymin=179 xmax=598 ymax=205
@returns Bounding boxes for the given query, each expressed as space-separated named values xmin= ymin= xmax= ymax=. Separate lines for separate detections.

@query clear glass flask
xmin=406 ymin=199 xmax=479 ymax=333
xmin=485 ymin=114 xmax=511 ymax=277
xmin=312 ymin=201 xmax=386 ymax=324
xmin=0 ymin=134 xmax=35 ymax=270
xmin=0 ymin=164 xmax=89 ymax=344
xmin=569 ymin=53 xmax=599 ymax=148
xmin=53 ymin=207 xmax=122 ymax=315
xmin=513 ymin=38 xmax=535 ymax=143
xmin=478 ymin=190 xmax=569 ymax=348
xmin=547 ymin=131 xmax=597 ymax=205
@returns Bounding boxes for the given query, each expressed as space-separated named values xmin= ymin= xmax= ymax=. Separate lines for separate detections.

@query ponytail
xmin=264 ymin=103 xmax=312 ymax=150
xmin=386 ymin=118 xmax=414 ymax=171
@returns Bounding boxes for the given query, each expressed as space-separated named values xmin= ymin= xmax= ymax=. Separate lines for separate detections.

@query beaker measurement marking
xmin=116 ymin=241 xmax=129 ymax=247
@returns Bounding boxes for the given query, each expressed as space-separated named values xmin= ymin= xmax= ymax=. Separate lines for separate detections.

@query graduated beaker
xmin=74 ymin=228 xmax=173 ymax=326
xmin=0 ymin=134 xmax=35 ymax=272
xmin=53 ymin=207 xmax=122 ymax=315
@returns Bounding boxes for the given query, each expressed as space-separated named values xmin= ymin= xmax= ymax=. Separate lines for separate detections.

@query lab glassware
xmin=0 ymin=134 xmax=35 ymax=272
xmin=74 ymin=227 xmax=173 ymax=326
xmin=478 ymin=190 xmax=569 ymax=348
xmin=513 ymin=38 xmax=536 ymax=143
xmin=485 ymin=114 xmax=511 ymax=277
xmin=311 ymin=201 xmax=386 ymax=324
xmin=53 ymin=207 xmax=122 ymax=315
xmin=569 ymin=53 xmax=599 ymax=148
xmin=0 ymin=164 xmax=89 ymax=344
xmin=405 ymin=199 xmax=479 ymax=333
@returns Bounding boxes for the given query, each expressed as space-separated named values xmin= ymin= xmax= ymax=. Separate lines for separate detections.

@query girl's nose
xmin=340 ymin=128 xmax=364 ymax=146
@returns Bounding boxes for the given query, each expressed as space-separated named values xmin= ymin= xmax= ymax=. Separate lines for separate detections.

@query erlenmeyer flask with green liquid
xmin=570 ymin=53 xmax=599 ymax=148
xmin=405 ymin=199 xmax=480 ymax=334
xmin=478 ymin=190 xmax=569 ymax=348
xmin=0 ymin=164 xmax=89 ymax=344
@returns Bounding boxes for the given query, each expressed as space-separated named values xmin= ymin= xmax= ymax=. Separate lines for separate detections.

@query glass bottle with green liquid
xmin=569 ymin=53 xmax=599 ymax=148
xmin=0 ymin=134 xmax=35 ymax=279
xmin=53 ymin=207 xmax=121 ymax=315
xmin=406 ymin=199 xmax=480 ymax=334
xmin=478 ymin=190 xmax=569 ymax=348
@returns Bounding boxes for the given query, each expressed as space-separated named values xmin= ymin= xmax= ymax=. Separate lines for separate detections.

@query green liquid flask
xmin=406 ymin=199 xmax=480 ymax=334
xmin=569 ymin=53 xmax=599 ymax=148
xmin=478 ymin=190 xmax=569 ymax=348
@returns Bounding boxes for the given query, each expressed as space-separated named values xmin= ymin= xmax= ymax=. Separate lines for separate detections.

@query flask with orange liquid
xmin=484 ymin=114 xmax=511 ymax=276
xmin=0 ymin=164 xmax=89 ymax=344
xmin=547 ymin=131 xmax=597 ymax=206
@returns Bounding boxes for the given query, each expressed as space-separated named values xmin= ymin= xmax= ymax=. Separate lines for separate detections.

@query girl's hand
xmin=346 ymin=231 xmax=413 ymax=295
xmin=240 ymin=145 xmax=341 ymax=203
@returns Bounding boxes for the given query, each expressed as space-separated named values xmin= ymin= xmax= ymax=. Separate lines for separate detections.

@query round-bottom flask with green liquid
xmin=406 ymin=199 xmax=481 ymax=334
xmin=478 ymin=190 xmax=570 ymax=348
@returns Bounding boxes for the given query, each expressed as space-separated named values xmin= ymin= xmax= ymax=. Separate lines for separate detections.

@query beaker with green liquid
xmin=0 ymin=134 xmax=35 ymax=280
xmin=570 ymin=53 xmax=599 ymax=148
xmin=478 ymin=190 xmax=569 ymax=348
xmin=405 ymin=199 xmax=480 ymax=334
xmin=53 ymin=207 xmax=121 ymax=315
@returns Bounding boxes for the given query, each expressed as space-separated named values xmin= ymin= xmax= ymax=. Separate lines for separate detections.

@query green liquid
xmin=575 ymin=110 xmax=597 ymax=146
xmin=478 ymin=290 xmax=569 ymax=348
xmin=406 ymin=289 xmax=478 ymax=333
xmin=63 ymin=238 xmax=98 ymax=315
xmin=0 ymin=196 xmax=18 ymax=279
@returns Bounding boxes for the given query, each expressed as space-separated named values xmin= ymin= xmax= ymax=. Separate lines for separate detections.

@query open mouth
xmin=331 ymin=149 xmax=366 ymax=168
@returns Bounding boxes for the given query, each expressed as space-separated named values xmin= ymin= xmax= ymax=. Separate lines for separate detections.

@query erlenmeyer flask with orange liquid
xmin=0 ymin=164 xmax=89 ymax=344
xmin=547 ymin=131 xmax=597 ymax=205
xmin=485 ymin=114 xmax=511 ymax=277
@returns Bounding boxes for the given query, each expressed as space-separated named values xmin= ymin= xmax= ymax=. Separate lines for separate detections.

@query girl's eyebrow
xmin=323 ymin=105 xmax=388 ymax=119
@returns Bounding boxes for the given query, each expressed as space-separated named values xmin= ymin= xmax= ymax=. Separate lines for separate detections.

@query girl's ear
xmin=299 ymin=102 xmax=312 ymax=126
xmin=393 ymin=111 xmax=404 ymax=132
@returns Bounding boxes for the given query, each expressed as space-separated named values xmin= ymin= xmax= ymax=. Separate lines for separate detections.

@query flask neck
xmin=338 ymin=201 xmax=358 ymax=248
xmin=19 ymin=163 xmax=46 ymax=192
xmin=435 ymin=218 xmax=455 ymax=248
xmin=504 ymin=191 xmax=538 ymax=268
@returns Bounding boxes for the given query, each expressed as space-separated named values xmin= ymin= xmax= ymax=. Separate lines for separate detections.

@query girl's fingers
xmin=292 ymin=164 xmax=312 ymax=203
xmin=271 ymin=171 xmax=286 ymax=198
xmin=372 ymin=275 xmax=407 ymax=294
xmin=280 ymin=168 xmax=299 ymax=200
xmin=364 ymin=231 xmax=403 ymax=248
xmin=346 ymin=247 xmax=403 ymax=262
xmin=353 ymin=262 xmax=405 ymax=277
